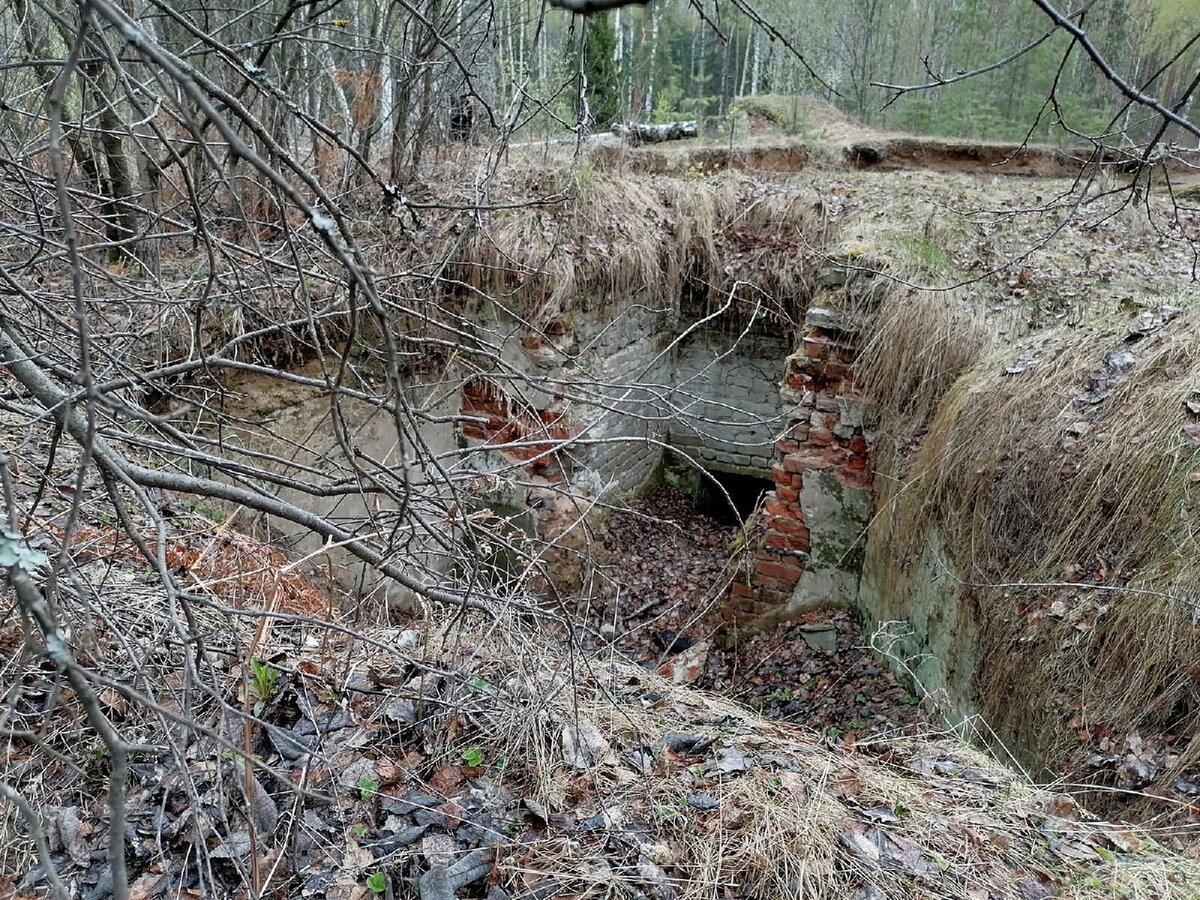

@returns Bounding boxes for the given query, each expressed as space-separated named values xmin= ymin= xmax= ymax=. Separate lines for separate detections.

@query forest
xmin=5 ymin=0 xmax=1197 ymax=203
xmin=556 ymin=0 xmax=1200 ymax=140
xmin=547 ymin=0 xmax=1200 ymax=143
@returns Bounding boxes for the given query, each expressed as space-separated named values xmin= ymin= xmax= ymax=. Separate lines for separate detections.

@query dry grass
xmin=8 ymin=533 xmax=1200 ymax=898
xmin=862 ymin=294 xmax=1200 ymax=811
xmin=827 ymin=157 xmax=1200 ymax=817
xmin=454 ymin=169 xmax=678 ymax=327
xmin=431 ymin=163 xmax=827 ymax=329
xmin=430 ymin=618 xmax=1200 ymax=900
xmin=854 ymin=227 xmax=991 ymax=451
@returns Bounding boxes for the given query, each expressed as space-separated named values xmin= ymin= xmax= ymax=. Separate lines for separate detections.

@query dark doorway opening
xmin=693 ymin=470 xmax=773 ymax=526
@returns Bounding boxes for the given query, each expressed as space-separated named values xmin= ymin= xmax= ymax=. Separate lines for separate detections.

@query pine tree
xmin=583 ymin=14 xmax=621 ymax=127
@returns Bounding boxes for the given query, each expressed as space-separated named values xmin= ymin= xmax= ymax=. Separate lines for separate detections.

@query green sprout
xmin=248 ymin=659 xmax=280 ymax=716
xmin=365 ymin=871 xmax=387 ymax=893
xmin=358 ymin=777 xmax=380 ymax=800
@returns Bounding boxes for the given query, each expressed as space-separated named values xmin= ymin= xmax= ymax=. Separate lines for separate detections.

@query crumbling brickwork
xmin=460 ymin=378 xmax=578 ymax=481
xmin=727 ymin=304 xmax=874 ymax=623
xmin=454 ymin=290 xmax=875 ymax=619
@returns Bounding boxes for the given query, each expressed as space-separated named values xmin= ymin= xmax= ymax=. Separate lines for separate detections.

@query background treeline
xmin=3 ymin=0 xmax=1199 ymax=206
xmin=546 ymin=0 xmax=1200 ymax=143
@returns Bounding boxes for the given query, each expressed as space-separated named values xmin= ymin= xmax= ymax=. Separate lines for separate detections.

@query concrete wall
xmin=220 ymin=281 xmax=875 ymax=613
xmin=857 ymin=521 xmax=980 ymax=734
xmin=668 ymin=331 xmax=789 ymax=475
xmin=455 ymin=290 xmax=884 ymax=616
xmin=456 ymin=297 xmax=671 ymax=500
xmin=581 ymin=301 xmax=674 ymax=495
xmin=452 ymin=296 xmax=674 ymax=588
xmin=221 ymin=378 xmax=462 ymax=612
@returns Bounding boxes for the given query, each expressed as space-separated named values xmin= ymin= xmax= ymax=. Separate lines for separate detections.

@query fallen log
xmin=549 ymin=0 xmax=652 ymax=11
xmin=612 ymin=120 xmax=698 ymax=145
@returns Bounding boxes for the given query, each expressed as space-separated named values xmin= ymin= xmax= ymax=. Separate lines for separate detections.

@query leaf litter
xmin=5 ymin=493 xmax=1200 ymax=900
xmin=586 ymin=486 xmax=928 ymax=743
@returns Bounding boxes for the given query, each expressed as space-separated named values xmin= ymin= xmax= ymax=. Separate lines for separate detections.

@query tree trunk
xmin=612 ymin=120 xmax=697 ymax=143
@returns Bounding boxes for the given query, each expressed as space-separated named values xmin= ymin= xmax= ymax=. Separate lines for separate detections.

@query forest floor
xmin=582 ymin=487 xmax=928 ymax=743
xmin=5 ymin=417 xmax=1197 ymax=899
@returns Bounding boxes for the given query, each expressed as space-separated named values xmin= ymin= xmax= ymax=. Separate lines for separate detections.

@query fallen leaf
xmin=247 ymin=778 xmax=279 ymax=834
xmin=562 ymin=720 xmax=613 ymax=769
xmin=428 ymin=765 xmax=465 ymax=796
xmin=709 ymin=746 xmax=751 ymax=774
xmin=98 ymin=688 xmax=129 ymax=718
xmin=832 ymin=770 xmax=862 ymax=799
xmin=57 ymin=807 xmax=92 ymax=868
xmin=129 ymin=873 xmax=168 ymax=900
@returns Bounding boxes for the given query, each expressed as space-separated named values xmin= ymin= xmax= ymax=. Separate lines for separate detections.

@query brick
xmin=751 ymin=549 xmax=785 ymax=564
xmin=776 ymin=438 xmax=800 ymax=454
xmin=754 ymin=575 xmax=791 ymax=592
xmin=788 ymin=423 xmax=811 ymax=441
xmin=771 ymin=519 xmax=811 ymax=541
xmin=763 ymin=499 xmax=799 ymax=520
xmin=730 ymin=581 xmax=752 ymax=598
xmin=755 ymin=561 xmax=805 ymax=581
xmin=771 ymin=464 xmax=791 ymax=485
xmin=764 ymin=532 xmax=804 ymax=551
xmin=811 ymin=362 xmax=851 ymax=381
xmin=811 ymin=448 xmax=845 ymax=467
xmin=809 ymin=428 xmax=833 ymax=447
xmin=776 ymin=485 xmax=799 ymax=503
xmin=802 ymin=338 xmax=829 ymax=359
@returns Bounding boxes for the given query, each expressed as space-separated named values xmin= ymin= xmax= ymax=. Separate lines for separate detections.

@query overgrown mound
xmin=731 ymin=95 xmax=858 ymax=137
xmin=392 ymin=165 xmax=826 ymax=328
xmin=889 ymin=307 xmax=1197 ymax=813
xmin=844 ymin=168 xmax=1200 ymax=820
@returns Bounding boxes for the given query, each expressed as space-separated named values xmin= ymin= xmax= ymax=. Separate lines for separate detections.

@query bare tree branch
xmin=1029 ymin=0 xmax=1200 ymax=142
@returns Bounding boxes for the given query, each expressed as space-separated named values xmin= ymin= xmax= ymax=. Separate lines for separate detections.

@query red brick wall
xmin=726 ymin=313 xmax=872 ymax=623
xmin=459 ymin=379 xmax=578 ymax=481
